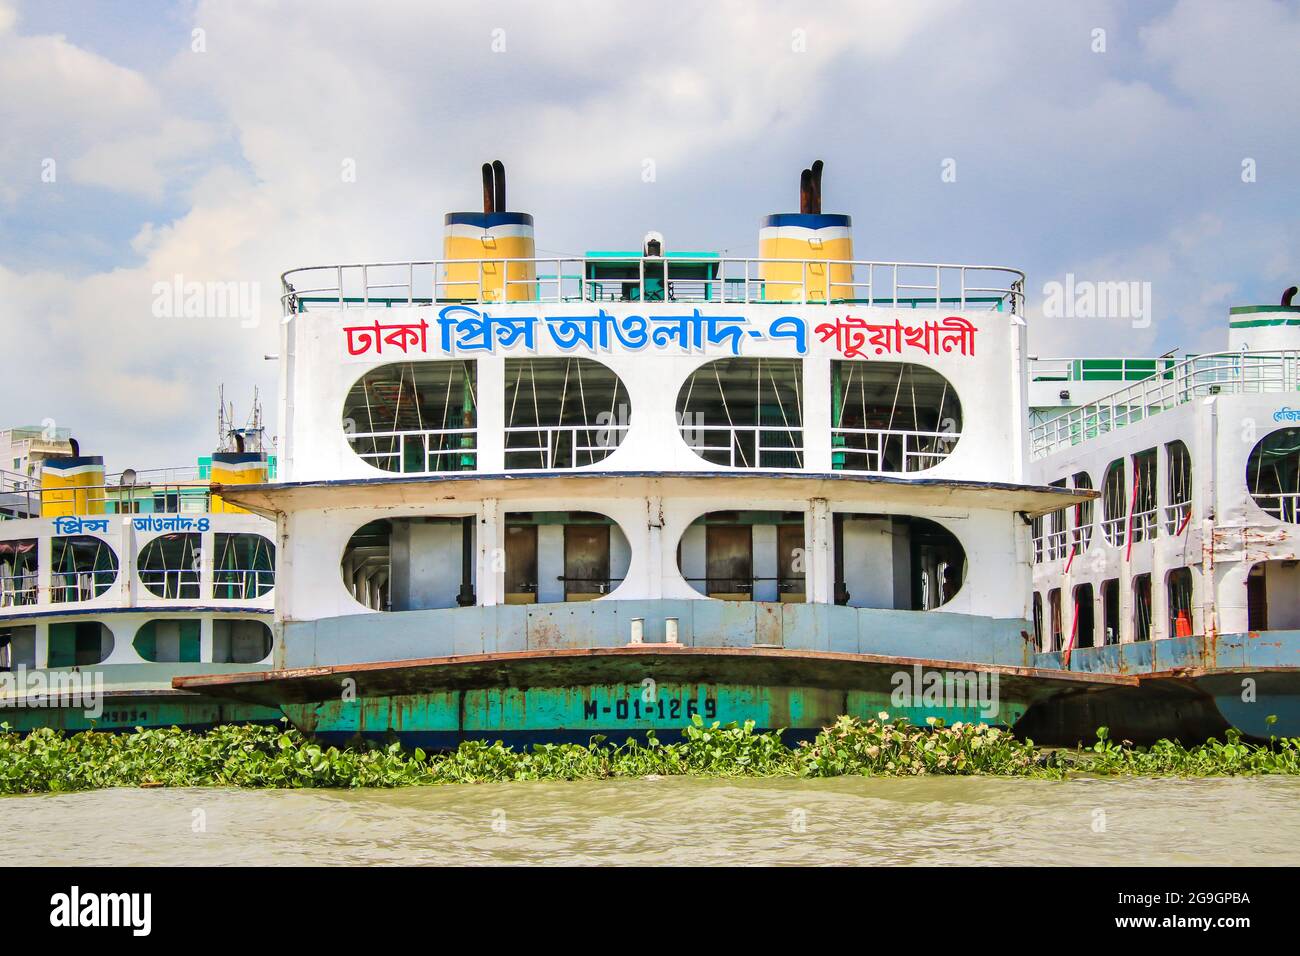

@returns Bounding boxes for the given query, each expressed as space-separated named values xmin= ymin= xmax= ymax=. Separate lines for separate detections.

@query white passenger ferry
xmin=0 ymin=400 xmax=283 ymax=731
xmin=1023 ymin=290 xmax=1300 ymax=740
xmin=174 ymin=161 xmax=1124 ymax=746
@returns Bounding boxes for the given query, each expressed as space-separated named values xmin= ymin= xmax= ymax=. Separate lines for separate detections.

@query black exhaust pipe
xmin=481 ymin=162 xmax=495 ymax=214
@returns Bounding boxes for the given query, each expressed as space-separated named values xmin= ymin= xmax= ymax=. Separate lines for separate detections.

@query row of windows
xmin=341 ymin=510 xmax=967 ymax=613
xmin=341 ymin=358 xmax=965 ymax=475
xmin=1034 ymin=426 xmax=1300 ymax=563
xmin=0 ymin=533 xmax=275 ymax=607
xmin=1031 ymin=567 xmax=1193 ymax=652
xmin=0 ymin=618 xmax=273 ymax=669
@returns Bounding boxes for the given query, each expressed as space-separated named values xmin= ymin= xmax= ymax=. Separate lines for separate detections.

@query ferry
xmin=171 ymin=160 xmax=1134 ymax=747
xmin=1019 ymin=289 xmax=1300 ymax=742
xmin=0 ymin=399 xmax=284 ymax=731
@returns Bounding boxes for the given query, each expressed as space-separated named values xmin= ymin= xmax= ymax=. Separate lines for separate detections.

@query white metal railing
xmin=139 ymin=569 xmax=201 ymax=601
xmin=1045 ymin=528 xmax=1070 ymax=561
xmin=212 ymin=568 xmax=275 ymax=600
xmin=680 ymin=424 xmax=804 ymax=469
xmin=0 ymin=480 xmax=213 ymax=521
xmin=1031 ymin=350 xmax=1300 ymax=459
xmin=50 ymin=570 xmax=116 ymax=603
xmin=1164 ymin=499 xmax=1192 ymax=534
xmin=1102 ymin=515 xmax=1127 ymax=547
xmin=1131 ymin=507 xmax=1158 ymax=543
xmin=347 ymin=428 xmax=478 ymax=474
xmin=281 ymin=258 xmax=1025 ymax=314
xmin=503 ymin=425 xmax=630 ymax=470
xmin=830 ymin=427 xmax=957 ymax=473
xmin=0 ymin=572 xmax=38 ymax=607
xmin=1252 ymin=491 xmax=1300 ymax=523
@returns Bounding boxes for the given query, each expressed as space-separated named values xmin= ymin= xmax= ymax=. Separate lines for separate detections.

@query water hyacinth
xmin=2 ymin=714 xmax=1300 ymax=794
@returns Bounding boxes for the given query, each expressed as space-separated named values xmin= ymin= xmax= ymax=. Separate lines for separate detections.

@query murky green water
xmin=8 ymin=777 xmax=1300 ymax=865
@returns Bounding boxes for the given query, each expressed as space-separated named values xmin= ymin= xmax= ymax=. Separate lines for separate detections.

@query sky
xmin=1 ymin=0 xmax=1297 ymax=471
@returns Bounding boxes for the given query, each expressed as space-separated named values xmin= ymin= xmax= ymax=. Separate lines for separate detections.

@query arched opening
xmin=1032 ymin=593 xmax=1044 ymax=651
xmin=342 ymin=361 xmax=477 ymax=473
xmin=502 ymin=511 xmax=631 ymax=602
xmin=50 ymin=536 xmax=118 ymax=603
xmin=677 ymin=511 xmax=806 ymax=601
xmin=213 ymin=619 xmax=273 ymax=663
xmin=1071 ymin=471 xmax=1093 ymax=552
xmin=677 ymin=358 xmax=803 ymax=469
xmin=134 ymin=619 xmax=201 ymax=662
xmin=1247 ymin=559 xmax=1300 ymax=631
xmin=1131 ymin=448 xmax=1157 ymax=542
xmin=1102 ymin=459 xmax=1127 ymax=546
xmin=1246 ymin=426 xmax=1300 ymax=522
xmin=1073 ymin=582 xmax=1095 ymax=649
xmin=833 ymin=513 xmax=966 ymax=610
xmin=213 ymin=533 xmax=275 ymax=599
xmin=340 ymin=516 xmax=476 ymax=611
xmin=1167 ymin=567 xmax=1194 ymax=637
xmin=0 ymin=625 xmax=37 ymax=670
xmin=0 ymin=538 xmax=38 ymax=607
xmin=503 ymin=358 xmax=629 ymax=469
xmin=831 ymin=361 xmax=961 ymax=472
xmin=1165 ymin=440 xmax=1192 ymax=533
xmin=48 ymin=621 xmax=113 ymax=666
xmin=1047 ymin=589 xmax=1062 ymax=652
xmin=1101 ymin=578 xmax=1119 ymax=645
xmin=1133 ymin=573 xmax=1152 ymax=641
xmin=138 ymin=533 xmax=201 ymax=599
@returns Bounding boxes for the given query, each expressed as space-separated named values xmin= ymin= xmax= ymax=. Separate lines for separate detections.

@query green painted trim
xmin=1229 ymin=305 xmax=1300 ymax=315
xmin=1230 ymin=316 xmax=1300 ymax=328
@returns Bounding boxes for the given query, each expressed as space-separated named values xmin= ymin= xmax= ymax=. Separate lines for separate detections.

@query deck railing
xmin=0 ymin=480 xmax=213 ymax=521
xmin=281 ymin=258 xmax=1025 ymax=314
xmin=830 ymin=426 xmax=957 ymax=473
xmin=1031 ymin=350 xmax=1300 ymax=459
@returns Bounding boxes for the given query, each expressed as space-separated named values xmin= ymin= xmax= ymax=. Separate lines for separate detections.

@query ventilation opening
xmin=1165 ymin=440 xmax=1192 ymax=533
xmin=134 ymin=619 xmax=201 ymax=662
xmin=0 ymin=625 xmax=37 ymax=670
xmin=1133 ymin=573 xmax=1152 ymax=641
xmin=1101 ymin=578 xmax=1119 ymax=646
xmin=503 ymin=358 xmax=629 ymax=469
xmin=213 ymin=533 xmax=275 ymax=599
xmin=48 ymin=621 xmax=113 ymax=666
xmin=342 ymin=361 xmax=478 ymax=473
xmin=502 ymin=511 xmax=631 ymax=603
xmin=341 ymin=516 xmax=477 ymax=611
xmin=1248 ymin=560 xmax=1300 ymax=630
xmin=51 ymin=536 xmax=118 ymax=603
xmin=1246 ymin=427 xmax=1300 ymax=522
xmin=678 ymin=511 xmax=806 ymax=602
xmin=0 ymin=538 xmax=38 ymax=608
xmin=830 ymin=361 xmax=961 ymax=473
xmin=213 ymin=619 xmax=273 ymax=663
xmin=138 ymin=533 xmax=201 ymax=600
xmin=833 ymin=513 xmax=966 ymax=610
xmin=677 ymin=358 xmax=803 ymax=469
xmin=1072 ymin=582 xmax=1095 ymax=650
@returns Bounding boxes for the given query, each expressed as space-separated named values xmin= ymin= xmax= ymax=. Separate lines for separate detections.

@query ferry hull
xmin=175 ymin=647 xmax=1131 ymax=748
xmin=0 ymin=691 xmax=283 ymax=735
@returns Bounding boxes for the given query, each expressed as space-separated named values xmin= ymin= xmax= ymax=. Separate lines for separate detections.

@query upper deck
xmin=275 ymin=255 xmax=1032 ymax=489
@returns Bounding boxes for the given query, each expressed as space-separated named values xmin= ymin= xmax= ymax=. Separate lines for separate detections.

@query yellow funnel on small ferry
xmin=759 ymin=160 xmax=855 ymax=302
xmin=210 ymin=452 xmax=268 ymax=514
xmin=40 ymin=453 xmax=106 ymax=517
xmin=443 ymin=160 xmax=536 ymax=303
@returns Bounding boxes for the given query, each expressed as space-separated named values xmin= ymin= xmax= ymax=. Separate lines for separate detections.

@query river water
xmin=8 ymin=776 xmax=1300 ymax=865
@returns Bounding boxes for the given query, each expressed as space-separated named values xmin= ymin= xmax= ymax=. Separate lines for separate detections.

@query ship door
xmin=706 ymin=524 xmax=752 ymax=600
xmin=504 ymin=524 xmax=538 ymax=604
xmin=564 ymin=524 xmax=610 ymax=601
xmin=777 ymin=524 xmax=805 ymax=603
